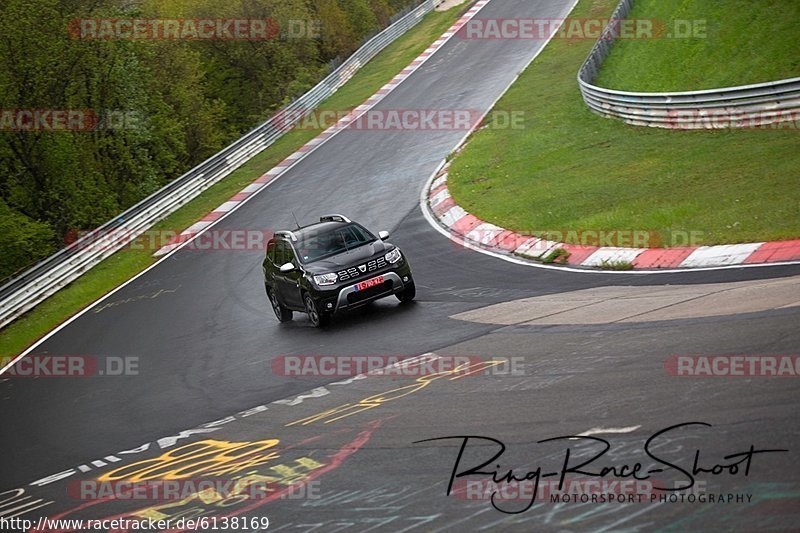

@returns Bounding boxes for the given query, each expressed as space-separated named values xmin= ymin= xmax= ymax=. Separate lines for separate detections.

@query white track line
xmin=578 ymin=425 xmax=641 ymax=437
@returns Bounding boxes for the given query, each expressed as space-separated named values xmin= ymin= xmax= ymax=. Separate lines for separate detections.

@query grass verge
xmin=595 ymin=0 xmax=800 ymax=91
xmin=0 ymin=5 xmax=465 ymax=359
xmin=447 ymin=0 xmax=799 ymax=254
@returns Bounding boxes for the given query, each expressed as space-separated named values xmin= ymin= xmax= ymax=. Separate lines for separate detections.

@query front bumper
xmin=314 ymin=262 xmax=413 ymax=313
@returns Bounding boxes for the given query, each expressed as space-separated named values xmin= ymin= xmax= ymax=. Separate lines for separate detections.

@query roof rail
xmin=275 ymin=230 xmax=297 ymax=241
xmin=319 ymin=214 xmax=351 ymax=223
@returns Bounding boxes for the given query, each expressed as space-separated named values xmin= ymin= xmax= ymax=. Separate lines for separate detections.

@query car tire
xmin=396 ymin=282 xmax=416 ymax=303
xmin=304 ymin=293 xmax=330 ymax=328
xmin=267 ymin=287 xmax=293 ymax=322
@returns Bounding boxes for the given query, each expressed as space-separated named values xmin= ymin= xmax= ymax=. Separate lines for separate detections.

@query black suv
xmin=263 ymin=214 xmax=415 ymax=327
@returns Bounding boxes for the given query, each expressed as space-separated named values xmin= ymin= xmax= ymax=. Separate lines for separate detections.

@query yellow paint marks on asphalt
xmin=287 ymin=359 xmax=504 ymax=427
xmin=98 ymin=439 xmax=280 ymax=482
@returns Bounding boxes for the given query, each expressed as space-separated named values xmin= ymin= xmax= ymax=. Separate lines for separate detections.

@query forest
xmin=0 ymin=0 xmax=416 ymax=280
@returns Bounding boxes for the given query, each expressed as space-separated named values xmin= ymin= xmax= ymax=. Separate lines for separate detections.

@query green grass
xmin=447 ymin=0 xmax=800 ymax=254
xmin=598 ymin=259 xmax=634 ymax=271
xmin=521 ymin=247 xmax=570 ymax=265
xmin=0 ymin=5 xmax=465 ymax=359
xmin=594 ymin=0 xmax=800 ymax=91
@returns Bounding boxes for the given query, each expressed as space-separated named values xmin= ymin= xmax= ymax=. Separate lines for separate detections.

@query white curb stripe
xmin=186 ymin=221 xmax=212 ymax=233
xmin=680 ymin=242 xmax=764 ymax=267
xmin=466 ymin=222 xmax=504 ymax=245
xmin=441 ymin=205 xmax=468 ymax=227
xmin=582 ymin=247 xmax=647 ymax=267
xmin=430 ymin=174 xmax=448 ymax=190
xmin=515 ymin=238 xmax=559 ymax=259
xmin=214 ymin=201 xmax=240 ymax=213
xmin=152 ymin=243 xmax=179 ymax=257
xmin=241 ymin=183 xmax=264 ymax=193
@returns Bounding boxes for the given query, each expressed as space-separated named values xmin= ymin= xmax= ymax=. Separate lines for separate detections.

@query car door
xmin=274 ymin=239 xmax=304 ymax=309
xmin=263 ymin=238 xmax=277 ymax=284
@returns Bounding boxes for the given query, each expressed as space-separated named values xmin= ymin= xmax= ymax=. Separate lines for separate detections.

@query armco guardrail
xmin=0 ymin=0 xmax=440 ymax=329
xmin=577 ymin=0 xmax=800 ymax=129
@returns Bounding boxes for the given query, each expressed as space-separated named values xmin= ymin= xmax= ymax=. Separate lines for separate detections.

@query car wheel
xmin=396 ymin=282 xmax=416 ymax=303
xmin=268 ymin=287 xmax=293 ymax=322
xmin=304 ymin=293 xmax=330 ymax=328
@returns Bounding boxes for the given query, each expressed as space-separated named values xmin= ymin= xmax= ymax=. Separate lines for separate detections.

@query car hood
xmin=304 ymin=241 xmax=391 ymax=273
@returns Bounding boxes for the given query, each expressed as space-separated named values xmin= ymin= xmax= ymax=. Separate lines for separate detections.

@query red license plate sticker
xmin=355 ymin=275 xmax=383 ymax=291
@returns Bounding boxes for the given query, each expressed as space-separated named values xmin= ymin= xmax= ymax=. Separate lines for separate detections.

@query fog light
xmin=326 ymin=303 xmax=333 ymax=309
xmin=402 ymin=276 xmax=409 ymax=282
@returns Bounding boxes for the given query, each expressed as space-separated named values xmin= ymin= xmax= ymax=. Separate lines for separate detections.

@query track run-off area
xmin=2 ymin=0 xmax=798 ymax=531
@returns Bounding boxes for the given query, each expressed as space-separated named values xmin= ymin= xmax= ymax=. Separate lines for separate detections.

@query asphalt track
xmin=2 ymin=0 xmax=799 ymax=530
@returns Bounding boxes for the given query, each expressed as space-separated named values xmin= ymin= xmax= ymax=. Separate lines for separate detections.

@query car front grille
xmin=337 ymin=256 xmax=387 ymax=281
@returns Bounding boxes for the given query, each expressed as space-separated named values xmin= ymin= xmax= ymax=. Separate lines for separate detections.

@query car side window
xmin=274 ymin=240 xmax=285 ymax=266
xmin=266 ymin=239 xmax=276 ymax=264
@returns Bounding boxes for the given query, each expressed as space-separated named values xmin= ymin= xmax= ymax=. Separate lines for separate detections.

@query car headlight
xmin=313 ymin=273 xmax=338 ymax=286
xmin=385 ymin=249 xmax=402 ymax=264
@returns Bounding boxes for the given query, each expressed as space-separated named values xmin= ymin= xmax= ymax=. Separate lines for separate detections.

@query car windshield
xmin=295 ymin=223 xmax=376 ymax=263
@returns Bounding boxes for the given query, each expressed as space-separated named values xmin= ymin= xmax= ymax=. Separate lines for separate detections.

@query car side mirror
xmin=279 ymin=262 xmax=295 ymax=273
xmin=378 ymin=230 xmax=390 ymax=240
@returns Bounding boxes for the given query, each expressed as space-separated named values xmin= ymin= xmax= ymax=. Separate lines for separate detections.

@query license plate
xmin=355 ymin=275 xmax=384 ymax=291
